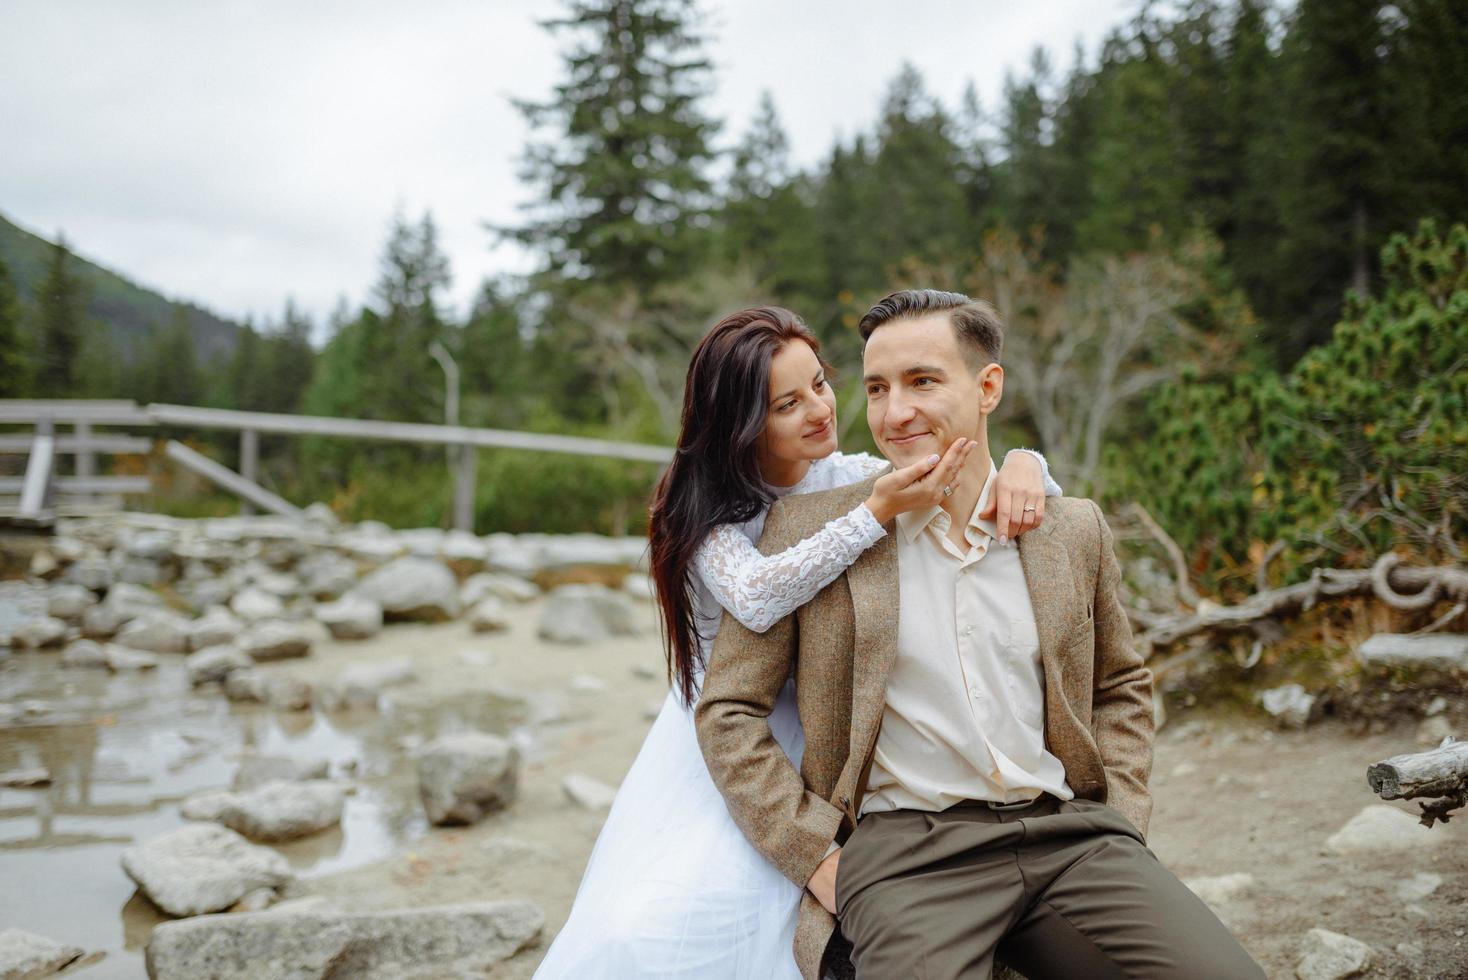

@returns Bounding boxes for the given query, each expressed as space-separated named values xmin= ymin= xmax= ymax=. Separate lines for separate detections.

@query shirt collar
xmin=894 ymin=456 xmax=1000 ymax=544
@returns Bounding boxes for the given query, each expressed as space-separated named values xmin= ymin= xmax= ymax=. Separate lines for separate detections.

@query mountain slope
xmin=0 ymin=210 xmax=241 ymax=362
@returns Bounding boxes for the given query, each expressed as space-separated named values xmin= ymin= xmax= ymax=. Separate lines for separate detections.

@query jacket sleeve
xmin=694 ymin=499 xmax=846 ymax=888
xmin=1088 ymin=499 xmax=1156 ymax=839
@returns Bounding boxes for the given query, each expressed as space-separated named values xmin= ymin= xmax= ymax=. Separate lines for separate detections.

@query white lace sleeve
xmin=1007 ymin=447 xmax=1064 ymax=497
xmin=693 ymin=507 xmax=886 ymax=633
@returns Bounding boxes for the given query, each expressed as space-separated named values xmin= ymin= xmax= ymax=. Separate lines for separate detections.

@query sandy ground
xmin=231 ymin=596 xmax=1467 ymax=980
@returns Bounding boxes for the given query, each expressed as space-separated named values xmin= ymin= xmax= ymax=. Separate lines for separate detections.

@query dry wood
xmin=1367 ymin=737 xmax=1468 ymax=828
xmin=1138 ymin=553 xmax=1468 ymax=658
xmin=1125 ymin=502 xmax=1201 ymax=608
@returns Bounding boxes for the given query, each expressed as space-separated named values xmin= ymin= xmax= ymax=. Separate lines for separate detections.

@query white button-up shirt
xmin=861 ymin=458 xmax=1074 ymax=815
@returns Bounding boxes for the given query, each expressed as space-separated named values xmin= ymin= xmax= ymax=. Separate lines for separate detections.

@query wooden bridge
xmin=0 ymin=399 xmax=673 ymax=531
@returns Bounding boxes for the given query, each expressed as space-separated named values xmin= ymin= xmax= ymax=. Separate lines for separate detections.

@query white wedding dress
xmin=533 ymin=451 xmax=1060 ymax=979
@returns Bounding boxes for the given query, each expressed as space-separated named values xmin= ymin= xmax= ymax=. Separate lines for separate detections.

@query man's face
xmin=863 ymin=313 xmax=1002 ymax=467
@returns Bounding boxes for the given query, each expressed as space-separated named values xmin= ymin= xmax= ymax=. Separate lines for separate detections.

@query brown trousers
xmin=833 ymin=794 xmax=1265 ymax=980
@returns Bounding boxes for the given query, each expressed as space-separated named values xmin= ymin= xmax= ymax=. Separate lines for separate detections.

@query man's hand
xmin=807 ymin=846 xmax=841 ymax=914
xmin=979 ymin=449 xmax=1047 ymax=544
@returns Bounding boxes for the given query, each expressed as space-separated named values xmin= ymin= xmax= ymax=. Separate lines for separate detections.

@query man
xmin=695 ymin=290 xmax=1263 ymax=979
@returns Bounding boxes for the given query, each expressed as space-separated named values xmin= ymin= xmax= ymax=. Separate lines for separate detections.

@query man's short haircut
xmin=858 ymin=289 xmax=1004 ymax=367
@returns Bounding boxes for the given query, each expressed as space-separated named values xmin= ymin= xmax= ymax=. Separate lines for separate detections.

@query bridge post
xmin=453 ymin=443 xmax=476 ymax=532
xmin=239 ymin=428 xmax=259 ymax=516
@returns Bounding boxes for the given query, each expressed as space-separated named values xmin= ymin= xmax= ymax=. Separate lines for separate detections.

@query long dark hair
xmin=650 ymin=306 xmax=826 ymax=707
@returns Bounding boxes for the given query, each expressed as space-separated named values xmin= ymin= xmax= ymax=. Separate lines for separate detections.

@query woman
xmin=534 ymin=307 xmax=1060 ymax=978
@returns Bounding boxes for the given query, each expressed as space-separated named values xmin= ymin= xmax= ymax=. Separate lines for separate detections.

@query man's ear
xmin=979 ymin=362 xmax=1004 ymax=414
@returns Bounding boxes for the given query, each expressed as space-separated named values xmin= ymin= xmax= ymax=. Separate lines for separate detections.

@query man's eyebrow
xmin=905 ymin=365 xmax=947 ymax=378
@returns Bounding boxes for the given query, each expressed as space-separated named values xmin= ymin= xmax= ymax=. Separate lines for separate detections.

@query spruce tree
xmin=0 ymin=255 xmax=28 ymax=397
xmin=33 ymin=236 xmax=88 ymax=397
xmin=505 ymin=0 xmax=718 ymax=296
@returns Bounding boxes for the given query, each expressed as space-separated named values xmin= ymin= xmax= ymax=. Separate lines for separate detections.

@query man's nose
xmin=885 ymin=388 xmax=918 ymax=427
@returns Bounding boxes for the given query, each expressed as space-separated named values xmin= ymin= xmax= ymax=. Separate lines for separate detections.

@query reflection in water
xmin=0 ymin=648 xmax=524 ymax=977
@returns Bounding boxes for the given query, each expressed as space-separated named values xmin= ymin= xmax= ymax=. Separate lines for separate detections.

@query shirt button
xmin=969 ymin=686 xmax=983 ymax=700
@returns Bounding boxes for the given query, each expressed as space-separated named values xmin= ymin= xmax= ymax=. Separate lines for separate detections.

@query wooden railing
xmin=0 ymin=399 xmax=673 ymax=530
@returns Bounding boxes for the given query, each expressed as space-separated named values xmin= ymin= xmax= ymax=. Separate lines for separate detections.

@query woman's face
xmin=757 ymin=340 xmax=839 ymax=471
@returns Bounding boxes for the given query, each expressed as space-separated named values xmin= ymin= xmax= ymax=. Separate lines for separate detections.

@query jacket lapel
xmin=1018 ymin=504 xmax=1087 ymax=717
xmin=845 ymin=525 xmax=899 ymax=763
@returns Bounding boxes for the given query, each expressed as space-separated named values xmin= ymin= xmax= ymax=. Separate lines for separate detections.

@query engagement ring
xmin=942 ymin=484 xmax=955 ymax=497
xmin=1023 ymin=505 xmax=1036 ymax=512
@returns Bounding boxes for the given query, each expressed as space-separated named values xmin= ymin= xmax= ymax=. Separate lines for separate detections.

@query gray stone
xmin=416 ymin=732 xmax=520 ymax=826
xmin=303 ymin=501 xmax=340 ymax=530
xmin=249 ymin=570 xmax=302 ymax=599
xmin=1416 ymin=714 xmax=1455 ymax=747
xmin=358 ymin=557 xmax=460 ymax=621
xmin=80 ymin=602 xmax=124 ymax=640
xmin=0 ymin=766 xmax=51 ymax=788
xmin=187 ymin=608 xmax=242 ymax=651
xmin=1324 ymin=804 xmax=1446 ymax=854
xmin=61 ymin=638 xmax=109 ymax=669
xmin=144 ymin=901 xmax=542 ymax=980
xmin=1295 ymin=927 xmax=1372 ymax=980
xmin=63 ymin=556 xmax=113 ymax=591
xmin=230 ymin=587 xmax=285 ymax=621
xmin=103 ymin=582 xmax=164 ymax=620
xmin=459 ymin=571 xmax=539 ymax=606
xmin=210 ymin=781 xmax=345 ymax=842
xmin=115 ymin=609 xmax=191 ymax=653
xmin=319 ymin=657 xmax=416 ymax=709
xmin=440 ymin=530 xmax=489 ymax=569
xmin=1357 ymin=632 xmax=1468 ymax=673
xmin=224 ymin=669 xmax=268 ymax=703
xmin=117 ymin=557 xmax=166 ymax=586
xmin=186 ymin=645 xmax=254 ymax=686
xmin=314 ymin=593 xmax=383 ymax=640
xmin=467 ymin=597 xmax=510 ymax=633
xmin=264 ymin=677 xmax=313 ymax=712
xmin=1258 ymin=683 xmax=1316 ymax=728
xmin=45 ymin=583 xmax=97 ymax=621
xmin=537 ymin=584 xmax=637 ymax=644
xmin=0 ymin=928 xmax=85 ymax=978
xmin=232 ymin=755 xmax=331 ymax=791
xmin=120 ymin=823 xmax=293 ymax=917
xmin=238 ymin=621 xmax=312 ymax=661
xmin=104 ymin=644 xmax=162 ymax=671
xmin=562 ymin=772 xmax=617 ymax=811
xmin=1396 ymin=871 xmax=1442 ymax=902
xmin=11 ymin=616 xmax=67 ymax=649
xmin=181 ymin=790 xmax=236 ymax=823
xmin=176 ymin=577 xmax=234 ymax=612
xmin=298 ymin=551 xmax=357 ymax=600
xmin=622 ymin=572 xmax=656 ymax=602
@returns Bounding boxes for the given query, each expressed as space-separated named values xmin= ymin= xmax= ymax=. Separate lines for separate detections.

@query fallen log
xmin=1366 ymin=736 xmax=1468 ymax=828
xmin=1138 ymin=553 xmax=1468 ymax=659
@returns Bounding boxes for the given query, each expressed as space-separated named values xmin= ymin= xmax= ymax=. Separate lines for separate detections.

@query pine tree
xmin=33 ymin=236 xmax=88 ymax=397
xmin=505 ymin=0 xmax=719 ymax=295
xmin=136 ymin=306 xmax=202 ymax=405
xmin=0 ymin=255 xmax=28 ymax=396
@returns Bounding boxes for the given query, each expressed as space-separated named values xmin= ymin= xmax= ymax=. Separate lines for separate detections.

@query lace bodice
xmin=687 ymin=449 xmax=1061 ymax=680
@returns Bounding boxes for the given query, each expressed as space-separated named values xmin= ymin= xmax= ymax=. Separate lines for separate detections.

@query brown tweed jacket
xmin=694 ymin=474 xmax=1155 ymax=980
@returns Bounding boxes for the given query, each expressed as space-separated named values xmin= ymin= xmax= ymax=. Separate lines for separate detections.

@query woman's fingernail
xmin=998 ymin=534 xmax=1008 ymax=546
xmin=928 ymin=454 xmax=940 ymax=465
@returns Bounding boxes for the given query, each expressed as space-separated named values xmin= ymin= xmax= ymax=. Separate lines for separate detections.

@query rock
xmin=63 ymin=556 xmax=113 ymax=591
xmin=1294 ymin=927 xmax=1372 ymax=980
xmin=358 ymin=557 xmax=460 ymax=621
xmin=238 ymin=621 xmax=312 ymax=661
xmin=224 ymin=669 xmax=268 ymax=703
xmin=229 ymin=888 xmax=277 ymax=913
xmin=230 ymin=587 xmax=285 ymax=621
xmin=0 ymin=766 xmax=51 ymax=787
xmin=539 ymin=534 xmax=634 ymax=571
xmin=460 ymin=572 xmax=539 ymax=606
xmin=104 ymin=644 xmax=161 ymax=671
xmin=319 ymin=657 xmax=416 ymax=709
xmin=45 ymin=583 xmax=96 ymax=620
xmin=467 ymin=597 xmax=509 ymax=633
xmin=298 ymin=551 xmax=357 ymax=600
xmin=622 ymin=572 xmax=656 ymax=602
xmin=569 ymin=673 xmax=606 ymax=693
xmin=643 ymin=698 xmax=665 ymax=721
xmin=314 ymin=593 xmax=383 ymax=640
xmin=144 ymin=901 xmax=543 ymax=979
xmin=211 ymin=781 xmax=345 ymax=842
xmin=416 ymin=732 xmax=520 ymax=826
xmin=11 ymin=616 xmax=67 ymax=649
xmin=563 ymin=773 xmax=617 ymax=811
xmin=233 ymin=755 xmax=331 ymax=791
xmin=61 ymin=638 xmax=109 ymax=669
xmin=176 ymin=576 xmax=234 ymax=612
xmin=117 ymin=557 xmax=166 ymax=586
xmin=120 ymin=823 xmax=293 ymax=917
xmin=115 ymin=609 xmax=191 ymax=653
xmin=29 ymin=549 xmax=60 ymax=579
xmin=302 ymin=501 xmax=340 ymax=530
xmin=186 ymin=645 xmax=254 ymax=686
xmin=484 ymin=536 xmax=539 ymax=578
xmin=181 ymin=790 xmax=236 ymax=823
xmin=537 ymin=584 xmax=637 ymax=644
xmin=441 ymin=530 xmax=489 ymax=572
xmin=396 ymin=527 xmax=447 ymax=557
xmin=80 ymin=603 xmax=124 ymax=640
xmin=0 ymin=928 xmax=85 ymax=978
xmin=1415 ymin=713 xmax=1455 ymax=747
xmin=102 ymin=581 xmax=164 ymax=619
xmin=1425 ymin=695 xmax=1449 ymax=716
xmin=264 ymin=677 xmax=313 ymax=712
xmin=1184 ymin=872 xmax=1255 ymax=920
xmin=1357 ymin=632 xmax=1468 ymax=673
xmin=1324 ymin=804 xmax=1446 ymax=854
xmin=249 ymin=570 xmax=302 ymax=599
xmin=1396 ymin=871 xmax=1442 ymax=902
xmin=1258 ymin=683 xmax=1315 ymax=728
xmin=187 ymin=608 xmax=242 ymax=651
xmin=122 ymin=528 xmax=175 ymax=561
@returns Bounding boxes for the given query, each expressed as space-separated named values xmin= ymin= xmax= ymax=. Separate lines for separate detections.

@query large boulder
xmin=61 ymin=638 xmax=110 ymax=669
xmin=358 ymin=557 xmax=460 ymax=622
xmin=0 ymin=928 xmax=86 ymax=978
xmin=1295 ymin=928 xmax=1373 ymax=980
xmin=467 ymin=598 xmax=510 ymax=633
xmin=63 ymin=556 xmax=113 ymax=591
xmin=115 ymin=609 xmax=191 ymax=654
xmin=186 ymin=645 xmax=254 ymax=686
xmin=314 ymin=593 xmax=383 ymax=640
xmin=101 ymin=582 xmax=165 ymax=620
xmin=120 ymin=823 xmax=293 ymax=917
xmin=144 ymin=901 xmax=543 ymax=980
xmin=203 ymin=781 xmax=345 ymax=843
xmin=537 ymin=584 xmax=637 ymax=644
xmin=1324 ymin=804 xmax=1447 ymax=854
xmin=416 ymin=732 xmax=520 ymax=826
xmin=238 ymin=621 xmax=312 ymax=662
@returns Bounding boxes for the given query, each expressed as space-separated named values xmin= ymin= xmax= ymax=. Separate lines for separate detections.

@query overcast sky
xmin=1 ymin=0 xmax=1136 ymax=333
